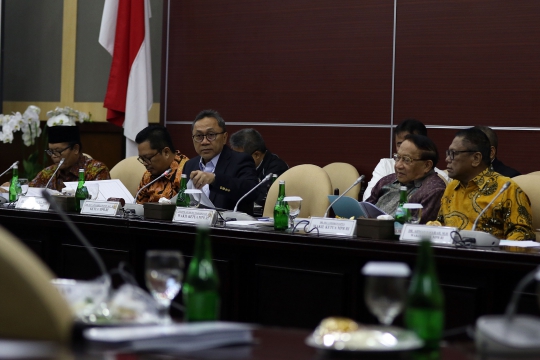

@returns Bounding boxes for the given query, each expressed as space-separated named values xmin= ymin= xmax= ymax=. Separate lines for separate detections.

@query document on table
xmin=63 ymin=179 xmax=134 ymax=203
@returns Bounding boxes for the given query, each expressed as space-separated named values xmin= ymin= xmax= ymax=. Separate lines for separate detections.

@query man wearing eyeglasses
xmin=437 ymin=128 xmax=535 ymax=240
xmin=182 ymin=110 xmax=259 ymax=215
xmin=28 ymin=121 xmax=110 ymax=191
xmin=365 ymin=134 xmax=446 ymax=223
xmin=135 ymin=125 xmax=189 ymax=203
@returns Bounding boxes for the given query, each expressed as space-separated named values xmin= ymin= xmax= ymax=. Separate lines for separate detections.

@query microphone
xmin=0 ymin=161 xmax=19 ymax=179
xmin=40 ymin=189 xmax=108 ymax=279
xmin=460 ymin=181 xmax=511 ymax=246
xmin=233 ymin=173 xmax=274 ymax=212
xmin=472 ymin=181 xmax=511 ymax=231
xmin=45 ymin=158 xmax=65 ymax=189
xmin=133 ymin=169 xmax=172 ymax=203
xmin=324 ymin=175 xmax=365 ymax=217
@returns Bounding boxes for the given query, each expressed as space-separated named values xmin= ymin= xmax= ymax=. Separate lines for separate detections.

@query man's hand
xmin=189 ymin=171 xmax=216 ymax=189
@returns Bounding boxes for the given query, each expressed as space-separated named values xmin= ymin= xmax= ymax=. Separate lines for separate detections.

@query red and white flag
xmin=99 ymin=0 xmax=153 ymax=158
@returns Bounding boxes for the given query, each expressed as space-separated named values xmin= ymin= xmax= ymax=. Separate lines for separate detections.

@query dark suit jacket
xmin=182 ymin=146 xmax=259 ymax=215
xmin=255 ymin=151 xmax=289 ymax=206
xmin=491 ymin=158 xmax=521 ymax=178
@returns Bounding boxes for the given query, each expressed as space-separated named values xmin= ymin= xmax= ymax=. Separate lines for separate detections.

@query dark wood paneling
xmin=162 ymin=0 xmax=394 ymax=124
xmin=394 ymin=0 xmax=540 ymax=127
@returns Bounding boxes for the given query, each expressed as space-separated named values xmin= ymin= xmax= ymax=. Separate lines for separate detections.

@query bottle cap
xmin=361 ymin=261 xmax=411 ymax=277
xmin=403 ymin=203 xmax=423 ymax=209
xmin=181 ymin=173 xmax=187 ymax=178
xmin=279 ymin=180 xmax=285 ymax=184
xmin=400 ymin=186 xmax=407 ymax=191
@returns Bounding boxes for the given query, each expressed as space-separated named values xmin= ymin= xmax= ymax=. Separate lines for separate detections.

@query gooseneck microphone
xmin=0 ymin=161 xmax=19 ymax=179
xmin=324 ymin=175 xmax=365 ymax=218
xmin=41 ymin=189 xmax=108 ymax=278
xmin=133 ymin=169 xmax=172 ymax=203
xmin=472 ymin=181 xmax=511 ymax=231
xmin=44 ymin=158 xmax=65 ymax=189
xmin=233 ymin=173 xmax=274 ymax=212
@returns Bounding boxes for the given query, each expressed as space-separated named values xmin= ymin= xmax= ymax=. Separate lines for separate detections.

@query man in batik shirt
xmin=135 ymin=125 xmax=189 ymax=203
xmin=438 ymin=127 xmax=535 ymax=240
xmin=29 ymin=122 xmax=110 ymax=191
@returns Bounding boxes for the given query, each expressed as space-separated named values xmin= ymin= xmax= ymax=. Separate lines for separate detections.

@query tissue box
xmin=143 ymin=203 xmax=176 ymax=220
xmin=52 ymin=194 xmax=76 ymax=212
xmin=356 ymin=218 xmax=397 ymax=240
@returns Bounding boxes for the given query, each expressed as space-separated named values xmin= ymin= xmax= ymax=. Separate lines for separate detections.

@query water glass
xmin=284 ymin=196 xmax=302 ymax=229
xmin=404 ymin=203 xmax=423 ymax=224
xmin=145 ymin=250 xmax=184 ymax=323
xmin=362 ymin=262 xmax=410 ymax=326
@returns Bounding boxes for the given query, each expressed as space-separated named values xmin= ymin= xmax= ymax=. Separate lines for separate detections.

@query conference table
xmin=0 ymin=207 xmax=539 ymax=333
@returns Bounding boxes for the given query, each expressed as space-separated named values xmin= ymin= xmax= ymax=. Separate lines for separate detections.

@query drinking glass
xmin=361 ymin=262 xmax=410 ymax=326
xmin=86 ymin=184 xmax=100 ymax=200
xmin=284 ymin=196 xmax=302 ymax=230
xmin=404 ymin=203 xmax=423 ymax=224
xmin=19 ymin=178 xmax=29 ymax=196
xmin=145 ymin=250 xmax=184 ymax=323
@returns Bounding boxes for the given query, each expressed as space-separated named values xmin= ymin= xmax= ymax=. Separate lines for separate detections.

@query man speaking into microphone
xmin=182 ymin=110 xmax=258 ymax=215
xmin=437 ymin=127 xmax=535 ymax=240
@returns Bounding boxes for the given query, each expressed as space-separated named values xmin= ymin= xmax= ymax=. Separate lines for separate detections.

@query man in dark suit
xmin=182 ymin=110 xmax=259 ymax=215
xmin=475 ymin=126 xmax=521 ymax=178
xmin=229 ymin=128 xmax=289 ymax=207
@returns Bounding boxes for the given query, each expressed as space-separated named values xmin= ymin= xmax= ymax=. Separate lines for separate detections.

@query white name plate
xmin=173 ymin=208 xmax=217 ymax=226
xmin=15 ymin=196 xmax=50 ymax=211
xmin=308 ymin=217 xmax=356 ymax=236
xmin=399 ymin=224 xmax=458 ymax=244
xmin=81 ymin=200 xmax=121 ymax=216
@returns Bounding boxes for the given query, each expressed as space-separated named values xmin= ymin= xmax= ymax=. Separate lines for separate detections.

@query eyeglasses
xmin=192 ymin=132 xmax=225 ymax=143
xmin=445 ymin=149 xmax=477 ymax=160
xmin=393 ymin=153 xmax=425 ymax=165
xmin=45 ymin=145 xmax=72 ymax=157
xmin=137 ymin=150 xmax=162 ymax=165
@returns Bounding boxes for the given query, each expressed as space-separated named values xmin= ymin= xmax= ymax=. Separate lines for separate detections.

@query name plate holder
xmin=81 ymin=200 xmax=122 ymax=216
xmin=173 ymin=207 xmax=217 ymax=226
xmin=15 ymin=196 xmax=50 ymax=211
xmin=399 ymin=224 xmax=458 ymax=244
xmin=308 ymin=217 xmax=357 ymax=236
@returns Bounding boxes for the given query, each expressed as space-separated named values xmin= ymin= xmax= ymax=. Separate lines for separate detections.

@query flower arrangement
xmin=0 ymin=106 xmax=91 ymax=180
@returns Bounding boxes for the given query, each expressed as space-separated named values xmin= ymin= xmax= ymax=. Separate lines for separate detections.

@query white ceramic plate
xmin=305 ymin=326 xmax=423 ymax=352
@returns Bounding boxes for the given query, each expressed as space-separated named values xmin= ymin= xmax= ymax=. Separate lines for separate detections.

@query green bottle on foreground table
xmin=273 ymin=180 xmax=289 ymax=231
xmin=183 ymin=225 xmax=220 ymax=321
xmin=75 ymin=168 xmax=89 ymax=212
xmin=405 ymin=238 xmax=444 ymax=349
xmin=8 ymin=164 xmax=22 ymax=202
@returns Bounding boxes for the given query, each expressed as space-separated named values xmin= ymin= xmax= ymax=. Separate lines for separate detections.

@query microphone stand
xmin=233 ymin=173 xmax=273 ymax=212
xmin=0 ymin=161 xmax=19 ymax=179
xmin=44 ymin=158 xmax=65 ymax=190
xmin=472 ymin=181 xmax=511 ymax=231
xmin=133 ymin=169 xmax=172 ymax=203
xmin=323 ymin=175 xmax=365 ymax=217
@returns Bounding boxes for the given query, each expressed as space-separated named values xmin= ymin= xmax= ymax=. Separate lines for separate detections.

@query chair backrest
xmin=263 ymin=164 xmax=333 ymax=218
xmin=0 ymin=226 xmax=72 ymax=342
xmin=110 ymin=156 xmax=147 ymax=197
xmin=322 ymin=162 xmax=361 ymax=200
xmin=512 ymin=172 xmax=540 ymax=241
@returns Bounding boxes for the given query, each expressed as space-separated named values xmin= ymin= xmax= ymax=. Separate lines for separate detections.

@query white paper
xmin=499 ymin=240 xmax=540 ymax=248
xmin=185 ymin=180 xmax=215 ymax=208
xmin=63 ymin=179 xmax=134 ymax=203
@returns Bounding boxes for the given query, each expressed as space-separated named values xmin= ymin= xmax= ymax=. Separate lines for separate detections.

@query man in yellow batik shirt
xmin=437 ymin=127 xmax=535 ymax=240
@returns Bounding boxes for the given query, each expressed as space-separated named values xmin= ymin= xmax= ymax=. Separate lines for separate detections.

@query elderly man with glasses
xmin=28 ymin=120 xmax=110 ymax=191
xmin=365 ymin=134 xmax=446 ymax=224
xmin=182 ymin=109 xmax=259 ymax=215
xmin=135 ymin=125 xmax=189 ymax=203
xmin=437 ymin=127 xmax=535 ymax=240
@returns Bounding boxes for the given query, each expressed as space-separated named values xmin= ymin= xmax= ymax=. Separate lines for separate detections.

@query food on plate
xmin=314 ymin=317 xmax=360 ymax=336
xmin=426 ymin=220 xmax=442 ymax=226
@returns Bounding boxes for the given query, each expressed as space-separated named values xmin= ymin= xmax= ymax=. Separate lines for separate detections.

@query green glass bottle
xmin=8 ymin=164 xmax=22 ymax=202
xmin=273 ymin=180 xmax=289 ymax=231
xmin=75 ymin=168 xmax=89 ymax=212
xmin=405 ymin=239 xmax=444 ymax=349
xmin=394 ymin=186 xmax=409 ymax=235
xmin=183 ymin=225 xmax=220 ymax=321
xmin=176 ymin=174 xmax=190 ymax=207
